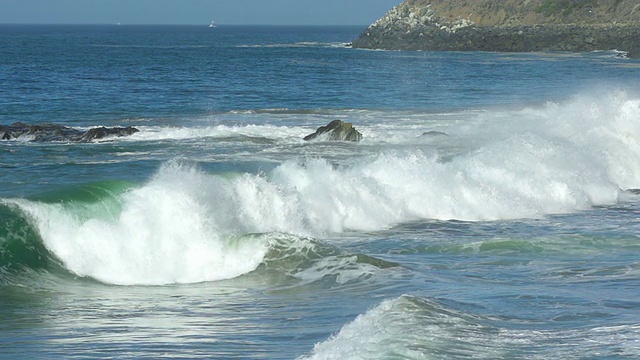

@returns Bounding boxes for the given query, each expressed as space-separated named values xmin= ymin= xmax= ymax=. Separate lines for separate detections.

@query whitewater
xmin=1 ymin=25 xmax=640 ymax=359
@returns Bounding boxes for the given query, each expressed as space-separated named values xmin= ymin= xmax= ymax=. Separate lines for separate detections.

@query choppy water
xmin=1 ymin=25 xmax=640 ymax=359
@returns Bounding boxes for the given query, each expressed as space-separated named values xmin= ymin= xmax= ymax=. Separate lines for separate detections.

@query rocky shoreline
xmin=351 ymin=2 xmax=640 ymax=58
xmin=1 ymin=122 xmax=139 ymax=142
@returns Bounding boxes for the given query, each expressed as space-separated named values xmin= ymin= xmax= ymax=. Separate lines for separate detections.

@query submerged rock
xmin=0 ymin=122 xmax=139 ymax=142
xmin=303 ymin=120 xmax=363 ymax=142
xmin=419 ymin=130 xmax=448 ymax=137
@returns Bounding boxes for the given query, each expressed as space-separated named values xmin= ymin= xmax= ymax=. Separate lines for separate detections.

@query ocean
xmin=1 ymin=24 xmax=640 ymax=359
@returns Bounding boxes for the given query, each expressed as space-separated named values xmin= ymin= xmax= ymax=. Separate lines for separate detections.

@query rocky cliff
xmin=351 ymin=0 xmax=640 ymax=58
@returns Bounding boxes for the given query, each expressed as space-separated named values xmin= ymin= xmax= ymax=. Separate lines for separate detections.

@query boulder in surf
xmin=303 ymin=119 xmax=363 ymax=142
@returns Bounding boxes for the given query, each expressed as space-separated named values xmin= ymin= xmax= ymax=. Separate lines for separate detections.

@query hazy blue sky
xmin=0 ymin=0 xmax=402 ymax=25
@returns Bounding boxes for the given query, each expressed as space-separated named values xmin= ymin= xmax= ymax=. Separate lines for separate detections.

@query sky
xmin=0 ymin=0 xmax=402 ymax=26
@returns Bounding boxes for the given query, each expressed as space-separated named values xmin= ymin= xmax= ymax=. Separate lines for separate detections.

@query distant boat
xmin=208 ymin=21 xmax=217 ymax=28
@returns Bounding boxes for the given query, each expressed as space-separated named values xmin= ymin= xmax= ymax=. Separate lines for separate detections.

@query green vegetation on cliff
xmin=403 ymin=0 xmax=640 ymax=26
xmin=537 ymin=0 xmax=597 ymax=17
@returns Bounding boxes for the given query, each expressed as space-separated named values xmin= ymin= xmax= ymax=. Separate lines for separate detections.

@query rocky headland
xmin=351 ymin=0 xmax=640 ymax=58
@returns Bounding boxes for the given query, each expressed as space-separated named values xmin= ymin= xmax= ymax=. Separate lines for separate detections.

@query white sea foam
xmin=287 ymin=90 xmax=639 ymax=224
xmin=7 ymin=89 xmax=640 ymax=285
xmin=5 ymin=159 xmax=392 ymax=285
xmin=236 ymin=41 xmax=347 ymax=49
xmin=127 ymin=123 xmax=305 ymax=142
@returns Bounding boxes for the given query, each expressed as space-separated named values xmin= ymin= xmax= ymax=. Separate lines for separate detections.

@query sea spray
xmin=269 ymin=90 xmax=640 ymax=223
xmin=448 ymin=90 xmax=640 ymax=192
xmin=6 ymin=136 xmax=629 ymax=285
xmin=551 ymin=90 xmax=640 ymax=190
xmin=270 ymin=144 xmax=618 ymax=225
xmin=4 ymin=90 xmax=640 ymax=285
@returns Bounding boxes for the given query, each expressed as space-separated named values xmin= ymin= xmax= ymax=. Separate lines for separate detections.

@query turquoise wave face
xmin=0 ymin=178 xmax=401 ymax=288
xmin=0 ymin=181 xmax=136 ymax=283
xmin=29 ymin=180 xmax=136 ymax=205
xmin=0 ymin=203 xmax=51 ymax=273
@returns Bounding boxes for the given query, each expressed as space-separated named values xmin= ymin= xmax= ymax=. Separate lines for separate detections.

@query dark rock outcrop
xmin=81 ymin=126 xmax=139 ymax=142
xmin=351 ymin=0 xmax=640 ymax=58
xmin=0 ymin=122 xmax=139 ymax=142
xmin=303 ymin=120 xmax=363 ymax=142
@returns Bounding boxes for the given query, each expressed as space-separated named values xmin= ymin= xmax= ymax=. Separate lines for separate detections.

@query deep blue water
xmin=1 ymin=25 xmax=640 ymax=359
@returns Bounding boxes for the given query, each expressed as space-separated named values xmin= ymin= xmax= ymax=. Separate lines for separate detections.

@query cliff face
xmin=351 ymin=0 xmax=640 ymax=57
